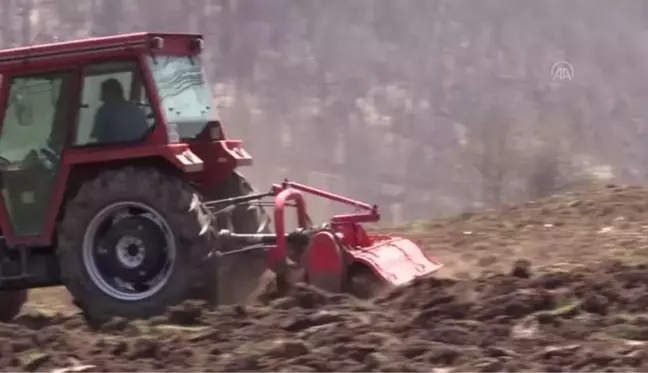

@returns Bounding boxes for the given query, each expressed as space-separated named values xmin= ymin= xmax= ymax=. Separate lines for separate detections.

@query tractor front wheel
xmin=57 ymin=167 xmax=215 ymax=324
xmin=0 ymin=290 xmax=27 ymax=322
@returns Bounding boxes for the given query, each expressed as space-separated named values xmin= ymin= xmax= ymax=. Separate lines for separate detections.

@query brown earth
xmin=6 ymin=183 xmax=648 ymax=372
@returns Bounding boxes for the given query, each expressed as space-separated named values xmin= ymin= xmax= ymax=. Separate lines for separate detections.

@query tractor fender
xmin=303 ymin=230 xmax=345 ymax=293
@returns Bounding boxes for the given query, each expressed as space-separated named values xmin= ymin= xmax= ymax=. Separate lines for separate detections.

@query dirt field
xmin=7 ymin=184 xmax=648 ymax=372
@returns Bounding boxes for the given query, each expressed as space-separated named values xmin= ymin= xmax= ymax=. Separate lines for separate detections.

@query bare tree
xmin=1 ymin=0 xmax=16 ymax=48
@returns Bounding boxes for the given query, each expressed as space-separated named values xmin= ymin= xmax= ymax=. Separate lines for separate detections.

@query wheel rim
xmin=82 ymin=201 xmax=177 ymax=302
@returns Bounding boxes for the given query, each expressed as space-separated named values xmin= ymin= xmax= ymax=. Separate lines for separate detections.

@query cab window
xmin=0 ymin=71 xmax=73 ymax=236
xmin=0 ymin=73 xmax=71 ymax=162
xmin=74 ymin=61 xmax=155 ymax=146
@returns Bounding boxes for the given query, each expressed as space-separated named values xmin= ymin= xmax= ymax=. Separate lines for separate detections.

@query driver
xmin=90 ymin=78 xmax=148 ymax=144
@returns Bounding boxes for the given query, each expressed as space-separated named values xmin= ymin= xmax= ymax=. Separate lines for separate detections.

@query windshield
xmin=146 ymin=55 xmax=218 ymax=140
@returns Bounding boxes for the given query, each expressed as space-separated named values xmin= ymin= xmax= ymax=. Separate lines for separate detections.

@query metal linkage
xmin=216 ymin=228 xmax=312 ymax=254
xmin=203 ymin=191 xmax=274 ymax=209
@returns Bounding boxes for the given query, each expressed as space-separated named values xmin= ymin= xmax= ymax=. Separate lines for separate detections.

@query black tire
xmin=202 ymin=171 xmax=274 ymax=304
xmin=210 ymin=171 xmax=271 ymax=235
xmin=0 ymin=290 xmax=27 ymax=322
xmin=57 ymin=166 xmax=216 ymax=323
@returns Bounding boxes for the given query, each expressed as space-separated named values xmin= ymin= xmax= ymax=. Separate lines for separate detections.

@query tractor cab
xmin=0 ymin=33 xmax=246 ymax=244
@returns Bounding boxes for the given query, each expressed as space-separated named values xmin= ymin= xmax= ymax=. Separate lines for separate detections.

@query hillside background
xmin=1 ymin=0 xmax=646 ymax=223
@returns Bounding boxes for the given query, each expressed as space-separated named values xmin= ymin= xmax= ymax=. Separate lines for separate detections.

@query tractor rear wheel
xmin=201 ymin=171 xmax=274 ymax=304
xmin=0 ymin=290 xmax=27 ymax=322
xmin=57 ymin=167 xmax=216 ymax=324
xmin=209 ymin=171 xmax=271 ymax=235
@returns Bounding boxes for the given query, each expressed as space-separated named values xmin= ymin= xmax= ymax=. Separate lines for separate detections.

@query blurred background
xmin=3 ymin=0 xmax=646 ymax=223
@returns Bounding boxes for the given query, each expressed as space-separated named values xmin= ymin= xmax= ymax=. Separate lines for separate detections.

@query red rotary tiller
xmin=211 ymin=180 xmax=443 ymax=298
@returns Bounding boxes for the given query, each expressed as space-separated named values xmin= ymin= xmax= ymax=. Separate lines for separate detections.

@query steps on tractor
xmin=0 ymin=238 xmax=61 ymax=290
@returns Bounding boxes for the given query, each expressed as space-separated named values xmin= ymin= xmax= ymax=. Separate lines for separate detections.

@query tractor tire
xmin=209 ymin=171 xmax=271 ymax=235
xmin=57 ymin=167 xmax=216 ymax=324
xmin=202 ymin=171 xmax=274 ymax=304
xmin=0 ymin=290 xmax=27 ymax=322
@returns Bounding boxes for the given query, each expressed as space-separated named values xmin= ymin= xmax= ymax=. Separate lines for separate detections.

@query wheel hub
xmin=115 ymin=236 xmax=145 ymax=268
xmin=82 ymin=201 xmax=177 ymax=302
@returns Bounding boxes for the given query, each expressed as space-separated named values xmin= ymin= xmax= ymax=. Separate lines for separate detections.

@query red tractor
xmin=0 ymin=32 xmax=442 ymax=323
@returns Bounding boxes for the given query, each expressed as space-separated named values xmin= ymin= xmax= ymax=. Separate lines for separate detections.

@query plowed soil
xmin=7 ymin=184 xmax=648 ymax=372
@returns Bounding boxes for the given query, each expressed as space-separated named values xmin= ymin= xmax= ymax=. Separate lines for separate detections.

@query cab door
xmin=0 ymin=70 xmax=75 ymax=237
